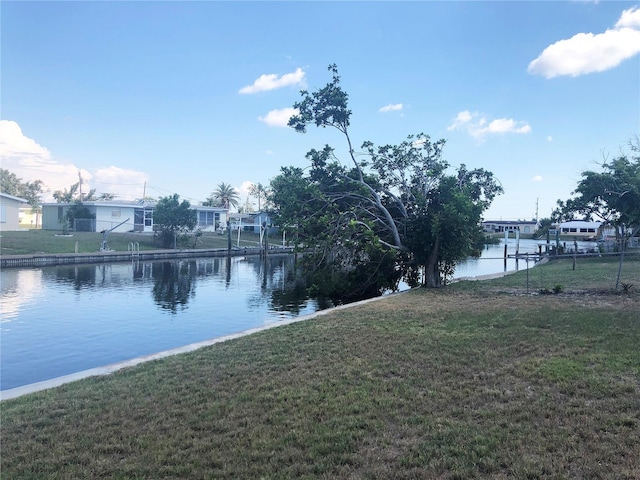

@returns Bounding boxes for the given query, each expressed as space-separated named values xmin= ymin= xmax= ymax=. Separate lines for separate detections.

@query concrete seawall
xmin=0 ymin=246 xmax=294 ymax=268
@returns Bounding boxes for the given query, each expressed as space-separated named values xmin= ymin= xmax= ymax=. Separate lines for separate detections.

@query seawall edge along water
xmin=1 ymin=251 xmax=527 ymax=401
xmin=0 ymin=246 xmax=295 ymax=269
xmin=0 ymin=290 xmax=409 ymax=401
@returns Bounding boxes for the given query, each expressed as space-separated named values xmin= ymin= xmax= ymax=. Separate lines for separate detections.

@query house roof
xmin=0 ymin=192 xmax=28 ymax=203
xmin=42 ymin=199 xmax=157 ymax=208
xmin=193 ymin=205 xmax=227 ymax=212
xmin=559 ymin=220 xmax=601 ymax=228
xmin=482 ymin=220 xmax=537 ymax=225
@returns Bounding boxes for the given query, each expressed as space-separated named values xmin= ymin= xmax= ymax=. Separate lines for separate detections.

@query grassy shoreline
xmin=1 ymin=234 xmax=639 ymax=478
xmin=2 ymin=256 xmax=639 ymax=478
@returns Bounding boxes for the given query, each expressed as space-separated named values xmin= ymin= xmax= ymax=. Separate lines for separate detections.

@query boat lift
xmin=100 ymin=218 xmax=130 ymax=251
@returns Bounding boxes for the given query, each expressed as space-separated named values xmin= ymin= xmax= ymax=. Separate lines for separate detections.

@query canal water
xmin=0 ymin=239 xmax=594 ymax=391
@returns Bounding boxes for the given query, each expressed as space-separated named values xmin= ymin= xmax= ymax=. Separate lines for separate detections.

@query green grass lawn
xmin=455 ymin=253 xmax=640 ymax=295
xmin=0 ymin=229 xmax=267 ymax=255
xmin=2 ymin=257 xmax=639 ymax=479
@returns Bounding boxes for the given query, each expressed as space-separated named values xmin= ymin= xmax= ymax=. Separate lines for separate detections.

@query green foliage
xmin=153 ymin=194 xmax=197 ymax=248
xmin=274 ymin=64 xmax=502 ymax=294
xmin=248 ymin=182 xmax=269 ymax=212
xmin=0 ymin=168 xmax=43 ymax=207
xmin=52 ymin=181 xmax=115 ymax=203
xmin=65 ymin=202 xmax=95 ymax=230
xmin=540 ymin=284 xmax=563 ymax=295
xmin=554 ymin=138 xmax=640 ymax=232
xmin=535 ymin=217 xmax=554 ymax=239
xmin=304 ymin=221 xmax=401 ymax=303
xmin=205 ymin=182 xmax=240 ymax=209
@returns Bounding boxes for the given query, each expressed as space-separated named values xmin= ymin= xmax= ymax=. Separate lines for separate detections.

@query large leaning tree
xmin=153 ymin=194 xmax=197 ymax=248
xmin=554 ymin=138 xmax=640 ymax=242
xmin=270 ymin=64 xmax=502 ymax=293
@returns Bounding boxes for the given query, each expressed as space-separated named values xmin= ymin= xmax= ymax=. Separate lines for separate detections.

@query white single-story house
xmin=556 ymin=220 xmax=614 ymax=239
xmin=41 ymin=200 xmax=228 ymax=233
xmin=42 ymin=200 xmax=156 ymax=232
xmin=482 ymin=220 xmax=538 ymax=234
xmin=0 ymin=192 xmax=28 ymax=232
xmin=193 ymin=205 xmax=228 ymax=232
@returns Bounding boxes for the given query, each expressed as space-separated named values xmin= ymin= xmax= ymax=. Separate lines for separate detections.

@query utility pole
xmin=78 ymin=171 xmax=84 ymax=202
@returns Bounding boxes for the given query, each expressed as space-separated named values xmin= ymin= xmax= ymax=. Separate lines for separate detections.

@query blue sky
xmin=2 ymin=1 xmax=639 ymax=220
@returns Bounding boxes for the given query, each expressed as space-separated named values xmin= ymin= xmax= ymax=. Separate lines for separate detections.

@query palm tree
xmin=53 ymin=182 xmax=80 ymax=203
xmin=205 ymin=182 xmax=240 ymax=210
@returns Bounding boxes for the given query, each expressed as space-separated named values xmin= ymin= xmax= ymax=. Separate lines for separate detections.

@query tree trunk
xmin=423 ymin=237 xmax=441 ymax=288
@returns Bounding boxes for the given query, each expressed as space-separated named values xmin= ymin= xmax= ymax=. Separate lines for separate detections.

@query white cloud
xmin=1 ymin=120 xmax=54 ymax=168
xmin=616 ymin=6 xmax=640 ymax=28
xmin=258 ymin=108 xmax=299 ymax=127
xmin=239 ymin=68 xmax=306 ymax=94
xmin=447 ymin=110 xmax=531 ymax=140
xmin=0 ymin=120 xmax=148 ymax=202
xmin=528 ymin=6 xmax=640 ymax=78
xmin=547 ymin=136 xmax=554 ymax=142
xmin=379 ymin=103 xmax=403 ymax=113
xmin=91 ymin=166 xmax=149 ymax=200
xmin=532 ymin=175 xmax=543 ymax=182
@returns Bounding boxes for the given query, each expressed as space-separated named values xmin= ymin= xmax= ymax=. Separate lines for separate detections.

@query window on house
xmin=144 ymin=209 xmax=153 ymax=227
xmin=0 ymin=206 xmax=6 ymax=223
xmin=112 ymin=210 xmax=121 ymax=218
xmin=580 ymin=228 xmax=588 ymax=233
xmin=199 ymin=211 xmax=215 ymax=227
xmin=58 ymin=206 xmax=64 ymax=221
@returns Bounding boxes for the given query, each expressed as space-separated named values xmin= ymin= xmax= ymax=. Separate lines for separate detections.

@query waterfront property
xmin=555 ymin=220 xmax=610 ymax=239
xmin=41 ymin=200 xmax=228 ymax=233
xmin=482 ymin=220 xmax=539 ymax=234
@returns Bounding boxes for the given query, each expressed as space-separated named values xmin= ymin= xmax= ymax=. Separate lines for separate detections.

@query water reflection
xmin=53 ymin=265 xmax=98 ymax=290
xmin=1 ymin=254 xmax=330 ymax=390
xmin=152 ymin=261 xmax=197 ymax=313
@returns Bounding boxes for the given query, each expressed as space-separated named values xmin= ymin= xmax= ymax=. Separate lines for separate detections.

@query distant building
xmin=19 ymin=205 xmax=42 ymax=229
xmin=0 ymin=193 xmax=28 ymax=231
xmin=228 ymin=213 xmax=255 ymax=231
xmin=482 ymin=220 xmax=538 ymax=234
xmin=556 ymin=220 xmax=603 ymax=239
xmin=228 ymin=211 xmax=278 ymax=234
